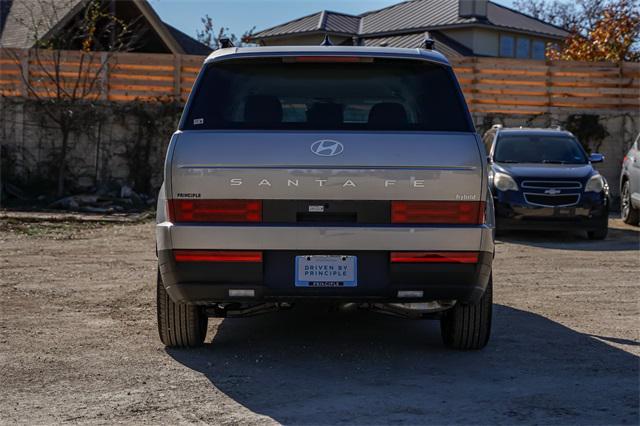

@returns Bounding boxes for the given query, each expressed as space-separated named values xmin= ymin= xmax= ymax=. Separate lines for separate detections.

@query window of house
xmin=532 ymin=40 xmax=546 ymax=59
xmin=516 ymin=37 xmax=530 ymax=58
xmin=499 ymin=35 xmax=514 ymax=57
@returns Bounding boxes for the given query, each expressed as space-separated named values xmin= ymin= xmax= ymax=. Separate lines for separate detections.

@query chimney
xmin=459 ymin=0 xmax=488 ymax=19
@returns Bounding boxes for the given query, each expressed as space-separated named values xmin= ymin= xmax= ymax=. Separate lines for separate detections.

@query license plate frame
xmin=294 ymin=255 xmax=357 ymax=287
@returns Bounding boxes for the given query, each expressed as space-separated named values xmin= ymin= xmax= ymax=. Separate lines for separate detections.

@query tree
xmin=7 ymin=0 xmax=140 ymax=196
xmin=514 ymin=0 xmax=611 ymax=33
xmin=514 ymin=0 xmax=640 ymax=61
xmin=196 ymin=14 xmax=255 ymax=49
xmin=549 ymin=1 xmax=640 ymax=61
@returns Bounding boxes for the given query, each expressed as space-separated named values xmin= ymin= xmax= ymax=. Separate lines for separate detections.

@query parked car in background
xmin=482 ymin=126 xmax=609 ymax=239
xmin=620 ymin=133 xmax=640 ymax=225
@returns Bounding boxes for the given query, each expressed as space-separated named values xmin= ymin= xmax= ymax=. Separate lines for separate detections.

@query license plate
xmin=295 ymin=255 xmax=357 ymax=287
xmin=555 ymin=207 xmax=576 ymax=216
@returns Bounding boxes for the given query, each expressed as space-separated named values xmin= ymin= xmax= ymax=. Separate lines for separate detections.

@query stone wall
xmin=1 ymin=98 xmax=638 ymax=202
xmin=1 ymin=98 xmax=182 ymax=198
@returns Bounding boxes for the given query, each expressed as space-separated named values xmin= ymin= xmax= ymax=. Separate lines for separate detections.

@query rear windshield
xmin=494 ymin=135 xmax=588 ymax=164
xmin=182 ymin=57 xmax=472 ymax=132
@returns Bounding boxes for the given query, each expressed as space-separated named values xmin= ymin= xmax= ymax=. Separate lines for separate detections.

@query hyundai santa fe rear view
xmin=155 ymin=45 xmax=495 ymax=350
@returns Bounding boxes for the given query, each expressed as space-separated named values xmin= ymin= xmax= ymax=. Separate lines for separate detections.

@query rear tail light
xmin=169 ymin=199 xmax=261 ymax=223
xmin=391 ymin=201 xmax=485 ymax=224
xmin=174 ymin=250 xmax=263 ymax=263
xmin=390 ymin=251 xmax=479 ymax=263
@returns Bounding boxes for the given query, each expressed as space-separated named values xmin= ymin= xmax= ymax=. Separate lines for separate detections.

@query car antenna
xmin=320 ymin=34 xmax=334 ymax=46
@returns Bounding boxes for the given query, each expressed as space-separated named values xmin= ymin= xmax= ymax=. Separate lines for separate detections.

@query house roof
xmin=0 ymin=0 xmax=82 ymax=49
xmin=254 ymin=10 xmax=363 ymax=39
xmin=361 ymin=30 xmax=475 ymax=58
xmin=253 ymin=0 xmax=569 ymax=42
xmin=0 ymin=0 xmax=211 ymax=55
xmin=164 ymin=24 xmax=212 ymax=55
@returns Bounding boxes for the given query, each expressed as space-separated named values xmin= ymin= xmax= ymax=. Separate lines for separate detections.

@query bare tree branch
xmin=7 ymin=0 xmax=140 ymax=196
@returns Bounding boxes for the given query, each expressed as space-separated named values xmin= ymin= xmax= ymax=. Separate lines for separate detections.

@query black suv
xmin=482 ymin=126 xmax=609 ymax=239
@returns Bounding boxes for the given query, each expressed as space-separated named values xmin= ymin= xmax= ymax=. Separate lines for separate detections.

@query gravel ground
xmin=0 ymin=215 xmax=638 ymax=425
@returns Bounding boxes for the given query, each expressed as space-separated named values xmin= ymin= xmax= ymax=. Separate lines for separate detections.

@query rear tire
xmin=157 ymin=269 xmax=207 ymax=347
xmin=440 ymin=276 xmax=492 ymax=350
xmin=621 ymin=181 xmax=639 ymax=225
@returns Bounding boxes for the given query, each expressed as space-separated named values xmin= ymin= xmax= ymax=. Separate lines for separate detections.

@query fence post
xmin=545 ymin=59 xmax=552 ymax=117
xmin=173 ymin=54 xmax=182 ymax=100
xmin=470 ymin=57 xmax=478 ymax=115
xmin=100 ymin=52 xmax=109 ymax=101
xmin=20 ymin=49 xmax=30 ymax=98
xmin=618 ymin=61 xmax=626 ymax=156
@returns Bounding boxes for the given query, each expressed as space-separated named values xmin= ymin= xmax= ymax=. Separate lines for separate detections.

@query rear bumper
xmin=158 ymin=249 xmax=493 ymax=305
xmin=157 ymin=223 xmax=494 ymax=252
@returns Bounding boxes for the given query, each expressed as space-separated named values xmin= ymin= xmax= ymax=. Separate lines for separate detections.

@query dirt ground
xmin=1 ymin=214 xmax=638 ymax=425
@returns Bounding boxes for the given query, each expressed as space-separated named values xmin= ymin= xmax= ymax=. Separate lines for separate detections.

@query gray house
xmin=251 ymin=0 xmax=568 ymax=59
xmin=0 ymin=0 xmax=211 ymax=55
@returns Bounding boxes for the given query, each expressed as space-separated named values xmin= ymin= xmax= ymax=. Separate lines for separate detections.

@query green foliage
xmin=564 ymin=114 xmax=609 ymax=152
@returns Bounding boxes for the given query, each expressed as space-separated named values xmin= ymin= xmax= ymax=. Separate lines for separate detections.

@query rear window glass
xmin=494 ymin=135 xmax=588 ymax=164
xmin=183 ymin=58 xmax=471 ymax=132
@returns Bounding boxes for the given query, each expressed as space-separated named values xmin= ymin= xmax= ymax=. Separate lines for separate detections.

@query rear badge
xmin=193 ymin=118 xmax=204 ymax=125
xmin=310 ymin=139 xmax=344 ymax=156
xmin=308 ymin=205 xmax=325 ymax=212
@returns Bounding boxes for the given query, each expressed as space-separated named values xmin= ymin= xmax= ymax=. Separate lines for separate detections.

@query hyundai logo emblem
xmin=310 ymin=139 xmax=344 ymax=157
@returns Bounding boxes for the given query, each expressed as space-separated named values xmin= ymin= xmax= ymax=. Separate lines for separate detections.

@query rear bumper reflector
xmin=174 ymin=250 xmax=263 ymax=263
xmin=390 ymin=251 xmax=479 ymax=263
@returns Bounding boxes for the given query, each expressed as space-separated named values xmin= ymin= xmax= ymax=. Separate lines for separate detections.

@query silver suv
xmin=155 ymin=46 xmax=495 ymax=350
xmin=621 ymin=134 xmax=640 ymax=225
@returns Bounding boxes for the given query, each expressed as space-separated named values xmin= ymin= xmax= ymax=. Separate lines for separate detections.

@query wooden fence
xmin=1 ymin=48 xmax=638 ymax=115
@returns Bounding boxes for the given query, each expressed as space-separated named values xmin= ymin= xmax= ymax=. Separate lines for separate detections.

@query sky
xmin=150 ymin=0 xmax=517 ymax=42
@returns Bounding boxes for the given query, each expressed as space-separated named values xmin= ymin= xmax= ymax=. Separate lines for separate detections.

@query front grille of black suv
xmin=524 ymin=193 xmax=580 ymax=207
xmin=521 ymin=180 xmax=583 ymax=189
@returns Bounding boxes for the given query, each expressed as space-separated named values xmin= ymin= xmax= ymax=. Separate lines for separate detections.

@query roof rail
xmin=219 ymin=38 xmax=235 ymax=49
xmin=421 ymin=31 xmax=435 ymax=50
xmin=320 ymin=35 xmax=334 ymax=46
